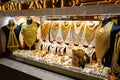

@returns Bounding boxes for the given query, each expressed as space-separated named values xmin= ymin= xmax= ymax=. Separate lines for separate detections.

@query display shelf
xmin=0 ymin=4 xmax=120 ymax=16
xmin=0 ymin=58 xmax=75 ymax=80
xmin=8 ymin=54 xmax=104 ymax=80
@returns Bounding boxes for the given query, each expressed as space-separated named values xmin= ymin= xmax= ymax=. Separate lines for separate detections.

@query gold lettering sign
xmin=0 ymin=0 xmax=110 ymax=12
xmin=0 ymin=1 xmax=43 ymax=11
xmin=29 ymin=1 xmax=43 ymax=10
xmin=0 ymin=3 xmax=21 ymax=11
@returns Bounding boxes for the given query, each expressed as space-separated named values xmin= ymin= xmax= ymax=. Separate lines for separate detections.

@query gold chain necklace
xmin=41 ymin=21 xmax=51 ymax=40
xmin=61 ymin=21 xmax=70 ymax=42
xmin=51 ymin=22 xmax=59 ymax=41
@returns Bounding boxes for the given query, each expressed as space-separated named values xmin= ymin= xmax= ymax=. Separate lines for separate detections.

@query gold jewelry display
xmin=95 ymin=21 xmax=113 ymax=64
xmin=51 ymin=21 xmax=59 ymax=41
xmin=61 ymin=21 xmax=71 ymax=42
xmin=41 ymin=21 xmax=51 ymax=40
xmin=7 ymin=25 xmax=20 ymax=51
xmin=71 ymin=21 xmax=84 ymax=45
xmin=21 ymin=21 xmax=38 ymax=50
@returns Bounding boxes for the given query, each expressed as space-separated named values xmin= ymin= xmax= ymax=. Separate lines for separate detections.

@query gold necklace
xmin=95 ymin=21 xmax=113 ymax=64
xmin=41 ymin=21 xmax=51 ymax=40
xmin=61 ymin=21 xmax=70 ymax=42
xmin=72 ymin=21 xmax=84 ymax=44
xmin=85 ymin=21 xmax=97 ymax=45
xmin=21 ymin=21 xmax=38 ymax=49
xmin=7 ymin=25 xmax=19 ymax=51
xmin=51 ymin=21 xmax=59 ymax=41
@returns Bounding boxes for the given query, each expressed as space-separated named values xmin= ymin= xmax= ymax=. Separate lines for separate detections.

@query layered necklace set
xmin=41 ymin=21 xmax=100 ymax=47
xmin=7 ymin=25 xmax=19 ymax=51
xmin=71 ymin=21 xmax=84 ymax=45
xmin=61 ymin=21 xmax=71 ymax=42
xmin=51 ymin=21 xmax=59 ymax=41
xmin=41 ymin=21 xmax=51 ymax=41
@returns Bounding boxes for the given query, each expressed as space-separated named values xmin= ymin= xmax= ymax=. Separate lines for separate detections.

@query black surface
xmin=0 ymin=64 xmax=41 ymax=80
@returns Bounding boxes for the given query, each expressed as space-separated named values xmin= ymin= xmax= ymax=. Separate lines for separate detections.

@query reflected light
xmin=2 ymin=17 xmax=16 ymax=26
xmin=17 ymin=17 xmax=26 ymax=24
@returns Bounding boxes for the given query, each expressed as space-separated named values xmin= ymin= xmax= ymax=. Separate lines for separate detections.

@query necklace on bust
xmin=21 ymin=21 xmax=38 ymax=49
xmin=85 ymin=21 xmax=97 ymax=45
xmin=51 ymin=21 xmax=59 ymax=41
xmin=41 ymin=21 xmax=51 ymax=41
xmin=7 ymin=25 xmax=19 ymax=51
xmin=95 ymin=21 xmax=113 ymax=65
xmin=72 ymin=21 xmax=84 ymax=45
xmin=61 ymin=21 xmax=71 ymax=42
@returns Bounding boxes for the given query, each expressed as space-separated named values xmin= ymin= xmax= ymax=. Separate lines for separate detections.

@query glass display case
xmin=0 ymin=2 xmax=120 ymax=80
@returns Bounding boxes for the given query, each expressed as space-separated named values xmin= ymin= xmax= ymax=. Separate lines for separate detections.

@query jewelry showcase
xmin=0 ymin=15 xmax=119 ymax=80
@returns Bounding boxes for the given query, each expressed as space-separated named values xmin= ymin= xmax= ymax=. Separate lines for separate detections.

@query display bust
xmin=0 ymin=19 xmax=20 ymax=55
xmin=19 ymin=17 xmax=40 ymax=50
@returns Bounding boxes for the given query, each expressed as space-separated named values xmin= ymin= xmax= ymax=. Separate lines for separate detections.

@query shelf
xmin=8 ymin=54 xmax=105 ymax=80
xmin=0 ymin=4 xmax=120 ymax=16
